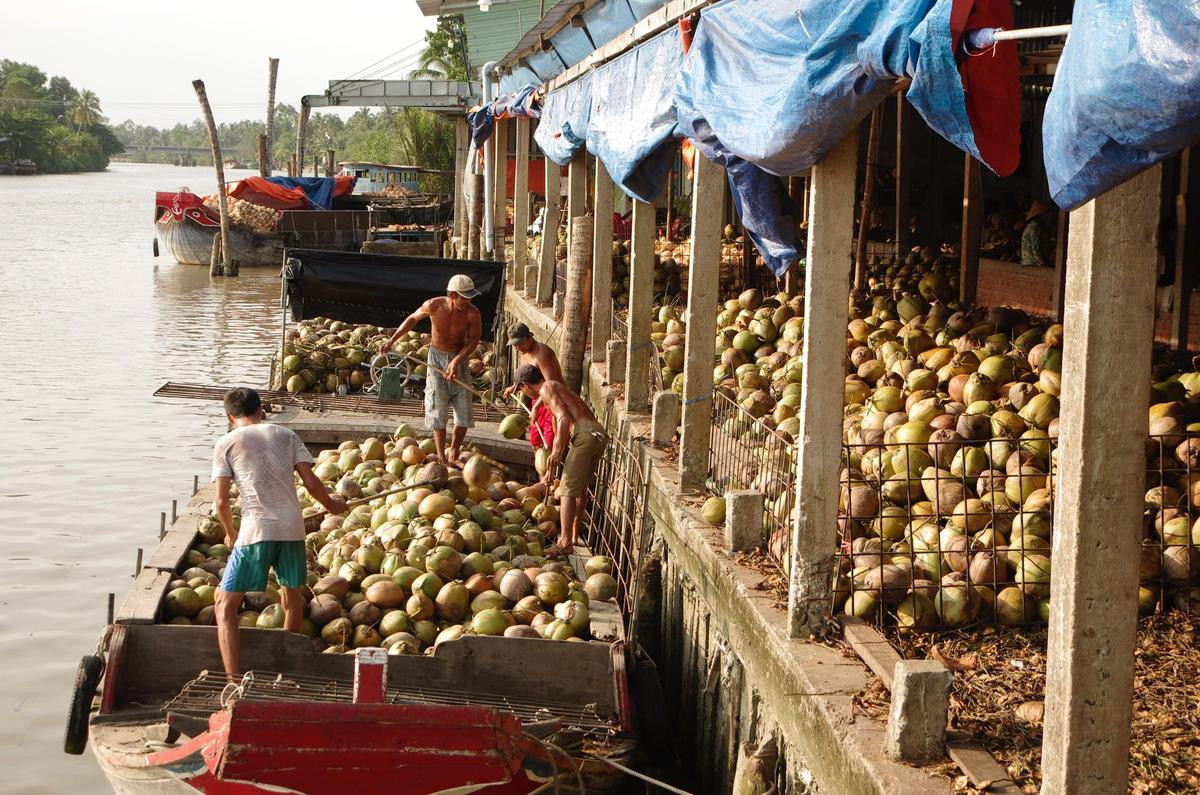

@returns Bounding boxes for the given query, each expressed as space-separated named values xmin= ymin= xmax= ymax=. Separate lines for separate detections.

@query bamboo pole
xmin=263 ymin=57 xmax=279 ymax=176
xmin=854 ymin=105 xmax=882 ymax=289
xmin=193 ymin=79 xmax=232 ymax=277
xmin=296 ymin=103 xmax=310 ymax=180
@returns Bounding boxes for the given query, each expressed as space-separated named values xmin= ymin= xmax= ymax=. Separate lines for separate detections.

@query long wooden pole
xmin=959 ymin=156 xmax=982 ymax=304
xmin=263 ymin=57 xmax=279 ymax=177
xmin=296 ymin=103 xmax=310 ymax=181
xmin=193 ymin=79 xmax=233 ymax=277
xmin=854 ymin=106 xmax=882 ymax=289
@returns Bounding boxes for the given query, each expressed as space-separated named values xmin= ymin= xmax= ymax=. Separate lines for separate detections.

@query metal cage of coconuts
xmin=707 ymin=388 xmax=798 ymax=569
xmin=580 ymin=407 xmax=653 ymax=643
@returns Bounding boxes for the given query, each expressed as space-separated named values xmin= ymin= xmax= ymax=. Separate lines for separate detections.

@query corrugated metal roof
xmin=461 ymin=0 xmax=544 ymax=71
xmin=495 ymin=0 xmax=585 ymax=70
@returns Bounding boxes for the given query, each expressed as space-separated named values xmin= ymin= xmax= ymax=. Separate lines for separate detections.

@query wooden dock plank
xmin=146 ymin=526 xmax=199 ymax=572
xmin=115 ymin=569 xmax=173 ymax=624
xmin=948 ymin=741 xmax=1022 ymax=793
xmin=841 ymin=616 xmax=904 ymax=690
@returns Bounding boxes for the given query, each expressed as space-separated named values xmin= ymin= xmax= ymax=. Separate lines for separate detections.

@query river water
xmin=0 ymin=163 xmax=282 ymax=793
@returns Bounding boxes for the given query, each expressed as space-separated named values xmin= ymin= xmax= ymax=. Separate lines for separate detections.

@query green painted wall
xmin=460 ymin=0 xmax=543 ymax=74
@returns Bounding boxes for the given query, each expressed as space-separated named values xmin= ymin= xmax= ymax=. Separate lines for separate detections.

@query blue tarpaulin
xmin=1044 ymin=0 xmax=1200 ymax=210
xmin=534 ymin=74 xmax=593 ymax=165
xmin=467 ymin=86 xmax=541 ymax=150
xmin=675 ymin=0 xmax=1019 ymax=178
xmin=673 ymin=0 xmax=1020 ymax=274
xmin=264 ymin=177 xmax=344 ymax=210
xmin=581 ymin=0 xmax=639 ymax=46
xmin=588 ymin=27 xmax=682 ymax=203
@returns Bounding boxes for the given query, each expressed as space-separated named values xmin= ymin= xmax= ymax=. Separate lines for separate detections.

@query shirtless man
xmin=380 ymin=274 xmax=481 ymax=465
xmin=502 ymin=323 xmax=563 ymax=398
xmin=513 ymin=364 xmax=608 ymax=550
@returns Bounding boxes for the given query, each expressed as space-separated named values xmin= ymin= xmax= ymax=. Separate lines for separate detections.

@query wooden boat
xmin=154 ymin=189 xmax=455 ymax=267
xmin=72 ymin=476 xmax=636 ymax=793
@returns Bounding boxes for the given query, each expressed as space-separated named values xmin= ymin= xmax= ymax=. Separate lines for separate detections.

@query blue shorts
xmin=219 ymin=541 xmax=306 ymax=592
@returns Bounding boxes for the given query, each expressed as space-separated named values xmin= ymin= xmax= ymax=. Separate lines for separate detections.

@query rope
xmin=682 ymin=393 xmax=710 ymax=407
xmin=595 ymin=757 xmax=694 ymax=795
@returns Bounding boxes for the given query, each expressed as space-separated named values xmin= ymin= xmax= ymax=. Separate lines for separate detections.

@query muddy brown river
xmin=0 ymin=163 xmax=283 ymax=793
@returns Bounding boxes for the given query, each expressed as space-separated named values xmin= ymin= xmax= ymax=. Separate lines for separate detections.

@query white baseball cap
xmin=447 ymin=274 xmax=480 ymax=298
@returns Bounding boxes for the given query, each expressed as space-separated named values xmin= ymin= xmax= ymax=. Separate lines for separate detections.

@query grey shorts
xmin=425 ymin=347 xmax=474 ymax=431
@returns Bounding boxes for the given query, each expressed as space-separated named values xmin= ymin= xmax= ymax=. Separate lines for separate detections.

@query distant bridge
xmin=120 ymin=144 xmax=250 ymax=156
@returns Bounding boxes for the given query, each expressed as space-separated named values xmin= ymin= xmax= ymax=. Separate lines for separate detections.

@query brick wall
xmin=976 ymin=258 xmax=1200 ymax=348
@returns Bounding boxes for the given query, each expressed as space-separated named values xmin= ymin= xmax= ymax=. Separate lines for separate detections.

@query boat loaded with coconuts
xmin=67 ymin=420 xmax=643 ymax=793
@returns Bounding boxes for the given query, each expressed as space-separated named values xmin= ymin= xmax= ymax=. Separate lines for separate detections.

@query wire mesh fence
xmin=581 ymin=407 xmax=653 ymax=647
xmin=706 ymin=389 xmax=797 ymax=572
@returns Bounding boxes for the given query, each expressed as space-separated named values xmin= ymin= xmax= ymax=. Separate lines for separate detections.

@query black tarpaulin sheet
xmin=283 ymin=249 xmax=505 ymax=333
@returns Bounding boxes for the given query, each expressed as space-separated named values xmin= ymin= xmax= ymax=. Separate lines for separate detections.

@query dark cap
xmin=508 ymin=322 xmax=532 ymax=346
xmin=513 ymin=363 xmax=544 ymax=387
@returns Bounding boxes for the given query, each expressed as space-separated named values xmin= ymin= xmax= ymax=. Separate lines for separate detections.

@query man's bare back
xmin=535 ymin=380 xmax=594 ymax=428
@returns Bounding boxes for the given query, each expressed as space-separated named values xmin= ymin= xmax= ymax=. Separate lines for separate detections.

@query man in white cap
xmin=380 ymin=274 xmax=481 ymax=465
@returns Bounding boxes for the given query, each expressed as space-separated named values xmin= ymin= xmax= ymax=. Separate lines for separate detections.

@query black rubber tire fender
xmin=64 ymin=654 xmax=104 ymax=755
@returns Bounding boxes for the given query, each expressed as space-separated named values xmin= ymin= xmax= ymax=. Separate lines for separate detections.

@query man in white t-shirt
xmin=211 ymin=387 xmax=347 ymax=677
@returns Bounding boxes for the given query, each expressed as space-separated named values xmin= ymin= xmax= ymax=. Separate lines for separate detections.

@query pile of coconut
xmin=159 ymin=425 xmax=618 ymax=652
xmin=276 ymin=317 xmax=494 ymax=396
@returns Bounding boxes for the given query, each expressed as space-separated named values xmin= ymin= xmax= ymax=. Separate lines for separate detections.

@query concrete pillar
xmin=787 ymin=129 xmax=859 ymax=638
xmin=524 ymin=264 xmax=539 ymax=297
xmin=651 ymin=390 xmax=681 ymax=446
xmin=624 ymin=198 xmax=656 ymax=414
xmin=679 ymin=153 xmax=724 ymax=491
xmin=453 ymin=118 xmax=469 ymax=257
xmin=590 ymin=158 xmax=615 ymax=362
xmin=537 ymin=158 xmax=561 ymax=305
xmin=884 ymin=661 xmax=951 ymax=764
xmin=1041 ymin=165 xmax=1161 ymax=795
xmin=725 ymin=490 xmax=764 ymax=554
xmin=606 ymin=340 xmax=625 ymax=384
xmin=513 ymin=118 xmax=530 ymax=290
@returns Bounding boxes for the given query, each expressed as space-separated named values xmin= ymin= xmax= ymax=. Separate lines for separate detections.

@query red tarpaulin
xmin=228 ymin=175 xmax=355 ymax=210
xmin=504 ymin=159 xmax=570 ymax=198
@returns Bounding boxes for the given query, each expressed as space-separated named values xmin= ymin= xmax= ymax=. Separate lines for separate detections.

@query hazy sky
xmin=2 ymin=0 xmax=437 ymax=128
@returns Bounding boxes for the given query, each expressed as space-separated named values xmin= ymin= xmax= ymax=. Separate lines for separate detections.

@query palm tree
xmin=67 ymin=90 xmax=101 ymax=132
xmin=389 ymin=108 xmax=454 ymax=171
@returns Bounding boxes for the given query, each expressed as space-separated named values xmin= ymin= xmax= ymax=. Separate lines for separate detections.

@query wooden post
xmin=453 ymin=118 xmax=469 ymax=257
xmin=895 ymin=93 xmax=913 ymax=257
xmin=296 ymin=103 xmax=310 ymax=180
xmin=263 ymin=57 xmax=279 ymax=176
xmin=566 ymin=151 xmax=588 ymax=255
xmin=1052 ymin=210 xmax=1069 ymax=321
xmin=468 ymin=169 xmax=483 ymax=260
xmin=192 ymin=79 xmax=232 ymax=277
xmin=326 ymin=149 xmax=335 ymax=178
xmin=854 ymin=105 xmax=883 ymax=288
xmin=256 ymin=135 xmax=268 ymax=177
xmin=513 ymin=117 xmax=530 ymax=288
xmin=562 ymin=214 xmax=594 ymax=391
xmin=787 ymin=128 xmax=859 ymax=636
xmin=590 ymin=158 xmax=615 ymax=362
xmin=1041 ymin=165 xmax=1161 ymax=795
xmin=537 ymin=159 xmax=561 ymax=305
xmin=624 ymin=197 xmax=656 ymax=414
xmin=492 ymin=118 xmax=509 ymax=262
xmin=1173 ymin=149 xmax=1193 ymax=352
xmin=290 ymin=154 xmax=298 ymax=178
xmin=665 ymin=170 xmax=675 ymax=238
xmin=959 ymin=155 xmax=982 ymax=304
xmin=679 ymin=153 xmax=723 ymax=491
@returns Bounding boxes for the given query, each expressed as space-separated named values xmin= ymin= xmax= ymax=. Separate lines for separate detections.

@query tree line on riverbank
xmin=113 ymin=104 xmax=455 ymax=176
xmin=0 ymin=60 xmax=125 ymax=173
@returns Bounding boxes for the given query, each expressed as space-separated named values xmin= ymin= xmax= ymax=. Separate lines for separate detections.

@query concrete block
xmin=725 ymin=490 xmax=764 ymax=553
xmin=651 ymin=391 xmax=681 ymax=446
xmin=524 ymin=264 xmax=539 ymax=296
xmin=884 ymin=660 xmax=951 ymax=763
xmin=607 ymin=340 xmax=626 ymax=384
